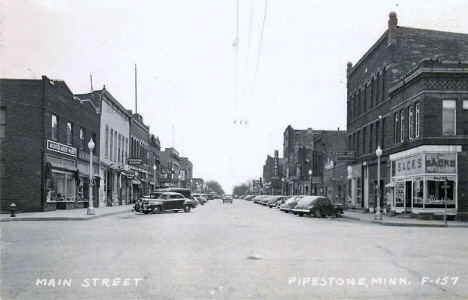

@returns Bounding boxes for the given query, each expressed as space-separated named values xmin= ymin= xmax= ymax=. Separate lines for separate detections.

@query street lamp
xmin=153 ymin=165 xmax=157 ymax=191
xmin=375 ymin=145 xmax=382 ymax=220
xmin=87 ymin=138 xmax=95 ymax=215
xmin=308 ymin=169 xmax=313 ymax=195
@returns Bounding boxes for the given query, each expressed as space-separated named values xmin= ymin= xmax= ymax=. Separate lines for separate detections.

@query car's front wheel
xmin=183 ymin=205 xmax=191 ymax=212
xmin=152 ymin=206 xmax=161 ymax=214
xmin=314 ymin=210 xmax=321 ymax=218
xmin=336 ymin=210 xmax=342 ymax=217
xmin=298 ymin=213 xmax=304 ymax=217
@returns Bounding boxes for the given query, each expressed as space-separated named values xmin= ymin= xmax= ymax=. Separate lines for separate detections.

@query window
xmin=52 ymin=114 xmax=58 ymax=141
xmin=363 ymin=127 xmax=367 ymax=154
xmin=118 ymin=134 xmax=121 ymax=163
xmin=409 ymin=106 xmax=413 ymax=139
xmin=66 ymin=122 xmax=73 ymax=145
xmin=415 ymin=103 xmax=420 ymax=137
xmin=463 ymin=101 xmax=468 ymax=135
xmin=376 ymin=121 xmax=380 ymax=148
xmin=105 ymin=125 xmax=109 ymax=158
xmin=443 ymin=100 xmax=456 ymax=135
xmin=381 ymin=117 xmax=386 ymax=148
xmin=125 ymin=138 xmax=129 ymax=163
xmin=0 ymin=107 xmax=5 ymax=140
xmin=376 ymin=73 xmax=380 ymax=105
xmin=400 ymin=110 xmax=405 ymax=142
xmin=363 ymin=86 xmax=367 ymax=112
xmin=394 ymin=113 xmax=399 ymax=144
xmin=110 ymin=129 xmax=113 ymax=160
xmin=114 ymin=131 xmax=118 ymax=161
xmin=381 ymin=67 xmax=386 ymax=102
xmin=295 ymin=133 xmax=300 ymax=142
xmin=79 ymin=128 xmax=85 ymax=150
xmin=356 ymin=130 xmax=360 ymax=157
xmin=371 ymin=78 xmax=375 ymax=108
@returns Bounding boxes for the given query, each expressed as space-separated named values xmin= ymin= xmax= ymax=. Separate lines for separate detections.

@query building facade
xmin=148 ymin=134 xmax=161 ymax=191
xmin=129 ymin=113 xmax=150 ymax=202
xmin=262 ymin=150 xmax=284 ymax=195
xmin=346 ymin=12 xmax=468 ymax=219
xmin=180 ymin=157 xmax=193 ymax=189
xmin=1 ymin=77 xmax=100 ymax=212
xmin=76 ymin=88 xmax=132 ymax=206
xmin=159 ymin=147 xmax=181 ymax=188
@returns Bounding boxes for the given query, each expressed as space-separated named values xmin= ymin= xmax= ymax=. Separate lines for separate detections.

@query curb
xmin=341 ymin=214 xmax=468 ymax=228
xmin=0 ymin=209 xmax=132 ymax=222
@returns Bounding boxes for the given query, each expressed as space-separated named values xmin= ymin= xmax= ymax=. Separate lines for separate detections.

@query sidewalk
xmin=1 ymin=204 xmax=133 ymax=222
xmin=341 ymin=209 xmax=468 ymax=228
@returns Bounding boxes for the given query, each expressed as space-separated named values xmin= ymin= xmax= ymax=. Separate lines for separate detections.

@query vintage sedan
xmin=222 ymin=194 xmax=233 ymax=203
xmin=279 ymin=195 xmax=307 ymax=213
xmin=291 ymin=196 xmax=344 ymax=217
xmin=134 ymin=192 xmax=196 ymax=214
xmin=266 ymin=196 xmax=288 ymax=208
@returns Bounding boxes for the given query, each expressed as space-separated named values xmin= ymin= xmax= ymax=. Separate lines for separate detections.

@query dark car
xmin=222 ymin=194 xmax=233 ymax=203
xmin=134 ymin=192 xmax=196 ymax=214
xmin=279 ymin=195 xmax=307 ymax=213
xmin=291 ymin=196 xmax=344 ymax=217
xmin=266 ymin=196 xmax=288 ymax=208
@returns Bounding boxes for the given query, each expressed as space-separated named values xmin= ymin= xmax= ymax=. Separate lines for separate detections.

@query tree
xmin=205 ymin=180 xmax=224 ymax=195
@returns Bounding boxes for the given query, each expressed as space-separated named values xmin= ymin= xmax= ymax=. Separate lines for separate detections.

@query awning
xmin=132 ymin=180 xmax=141 ymax=185
xmin=385 ymin=182 xmax=395 ymax=188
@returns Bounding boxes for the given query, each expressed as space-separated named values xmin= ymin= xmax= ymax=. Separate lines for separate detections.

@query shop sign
xmin=77 ymin=150 xmax=99 ymax=163
xmin=128 ymin=158 xmax=143 ymax=165
xmin=425 ymin=153 xmax=456 ymax=174
xmin=395 ymin=154 xmax=424 ymax=176
xmin=47 ymin=140 xmax=77 ymax=157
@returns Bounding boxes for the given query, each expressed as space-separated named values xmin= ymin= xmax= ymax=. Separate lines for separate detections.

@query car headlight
xmin=307 ymin=205 xmax=313 ymax=209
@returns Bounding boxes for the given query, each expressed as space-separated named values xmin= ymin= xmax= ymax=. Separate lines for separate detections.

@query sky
xmin=1 ymin=0 xmax=468 ymax=192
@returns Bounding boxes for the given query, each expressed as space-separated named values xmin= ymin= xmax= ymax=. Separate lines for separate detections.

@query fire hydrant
xmin=10 ymin=203 xmax=17 ymax=217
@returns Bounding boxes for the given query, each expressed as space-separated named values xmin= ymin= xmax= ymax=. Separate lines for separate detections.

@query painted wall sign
xmin=425 ymin=153 xmax=456 ymax=174
xmin=128 ymin=158 xmax=143 ymax=165
xmin=47 ymin=140 xmax=77 ymax=157
xmin=394 ymin=154 xmax=424 ymax=176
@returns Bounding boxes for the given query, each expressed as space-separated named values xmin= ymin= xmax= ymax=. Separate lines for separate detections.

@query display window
xmin=47 ymin=172 xmax=76 ymax=202
xmin=426 ymin=180 xmax=455 ymax=208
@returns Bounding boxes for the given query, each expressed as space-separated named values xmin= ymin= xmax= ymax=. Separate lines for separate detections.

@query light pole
xmin=281 ymin=178 xmax=284 ymax=195
xmin=87 ymin=138 xmax=95 ymax=215
xmin=153 ymin=165 xmax=157 ymax=191
xmin=375 ymin=145 xmax=382 ymax=220
xmin=308 ymin=169 xmax=313 ymax=195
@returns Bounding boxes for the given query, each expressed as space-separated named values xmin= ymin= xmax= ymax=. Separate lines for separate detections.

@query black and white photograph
xmin=1 ymin=0 xmax=468 ymax=299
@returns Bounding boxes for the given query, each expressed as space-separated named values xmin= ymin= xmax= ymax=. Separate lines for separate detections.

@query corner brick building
xmin=346 ymin=12 xmax=468 ymax=220
xmin=1 ymin=77 xmax=100 ymax=212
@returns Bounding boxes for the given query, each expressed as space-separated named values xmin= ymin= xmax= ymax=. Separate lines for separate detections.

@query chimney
xmin=388 ymin=12 xmax=398 ymax=45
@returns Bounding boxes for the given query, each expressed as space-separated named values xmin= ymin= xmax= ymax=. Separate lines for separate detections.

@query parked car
xmin=291 ymin=196 xmax=344 ymax=217
xmin=252 ymin=195 xmax=266 ymax=204
xmin=266 ymin=196 xmax=288 ymax=208
xmin=192 ymin=193 xmax=208 ymax=205
xmin=134 ymin=192 xmax=196 ymax=214
xmin=244 ymin=195 xmax=255 ymax=201
xmin=222 ymin=194 xmax=233 ymax=203
xmin=279 ymin=195 xmax=307 ymax=213
xmin=259 ymin=196 xmax=272 ymax=206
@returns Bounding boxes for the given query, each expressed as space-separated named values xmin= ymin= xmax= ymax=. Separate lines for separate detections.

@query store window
xmin=427 ymin=180 xmax=455 ymax=208
xmin=48 ymin=172 xmax=76 ymax=202
xmin=79 ymin=128 xmax=85 ymax=150
xmin=413 ymin=180 xmax=423 ymax=207
xmin=67 ymin=122 xmax=73 ymax=146
xmin=395 ymin=181 xmax=404 ymax=207
xmin=356 ymin=177 xmax=362 ymax=206
xmin=52 ymin=114 xmax=58 ymax=141
xmin=442 ymin=100 xmax=456 ymax=135
xmin=415 ymin=103 xmax=420 ymax=137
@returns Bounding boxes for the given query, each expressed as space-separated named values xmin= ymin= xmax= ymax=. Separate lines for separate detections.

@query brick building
xmin=159 ymin=147 xmax=181 ymax=188
xmin=148 ymin=134 xmax=161 ymax=190
xmin=180 ymin=157 xmax=193 ymax=189
xmin=346 ymin=12 xmax=468 ymax=219
xmin=262 ymin=150 xmax=284 ymax=195
xmin=0 ymin=77 xmax=100 ymax=212
xmin=129 ymin=113 xmax=150 ymax=202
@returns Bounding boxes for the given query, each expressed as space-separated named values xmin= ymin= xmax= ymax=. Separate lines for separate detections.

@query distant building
xmin=160 ymin=147 xmax=181 ymax=188
xmin=180 ymin=157 xmax=193 ymax=189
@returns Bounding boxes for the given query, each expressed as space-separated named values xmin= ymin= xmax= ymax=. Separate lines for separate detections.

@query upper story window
xmin=400 ymin=110 xmax=405 ymax=142
xmin=66 ymin=122 xmax=73 ymax=146
xmin=463 ymin=101 xmax=468 ymax=135
xmin=394 ymin=113 xmax=399 ymax=144
xmin=408 ymin=106 xmax=413 ymax=139
xmin=443 ymin=100 xmax=456 ymax=135
xmin=105 ymin=125 xmax=109 ymax=158
xmin=0 ymin=107 xmax=5 ymax=140
xmin=110 ymin=129 xmax=113 ymax=160
xmin=415 ymin=103 xmax=420 ymax=137
xmin=51 ymin=114 xmax=58 ymax=141
xmin=114 ymin=131 xmax=118 ymax=161
xmin=79 ymin=128 xmax=85 ymax=150
xmin=295 ymin=133 xmax=300 ymax=142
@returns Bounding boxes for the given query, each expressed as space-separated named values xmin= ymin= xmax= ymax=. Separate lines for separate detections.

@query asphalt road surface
xmin=2 ymin=199 xmax=468 ymax=299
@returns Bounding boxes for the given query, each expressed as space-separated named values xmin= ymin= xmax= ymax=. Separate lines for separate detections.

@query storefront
xmin=388 ymin=145 xmax=459 ymax=215
xmin=346 ymin=164 xmax=362 ymax=209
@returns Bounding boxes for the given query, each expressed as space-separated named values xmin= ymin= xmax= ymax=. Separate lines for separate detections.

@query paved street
xmin=2 ymin=200 xmax=468 ymax=299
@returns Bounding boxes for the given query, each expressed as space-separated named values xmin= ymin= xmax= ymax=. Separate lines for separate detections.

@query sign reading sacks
xmin=394 ymin=153 xmax=456 ymax=176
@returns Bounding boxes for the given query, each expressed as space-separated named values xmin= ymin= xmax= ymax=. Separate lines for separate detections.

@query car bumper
xmin=291 ymin=208 xmax=310 ymax=214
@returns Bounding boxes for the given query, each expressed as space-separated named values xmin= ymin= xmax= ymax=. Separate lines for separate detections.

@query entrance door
xmin=363 ymin=166 xmax=369 ymax=209
xmin=405 ymin=181 xmax=412 ymax=211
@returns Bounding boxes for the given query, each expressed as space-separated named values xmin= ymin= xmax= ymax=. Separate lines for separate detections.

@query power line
xmin=241 ymin=1 xmax=254 ymax=104
xmin=250 ymin=1 xmax=268 ymax=104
